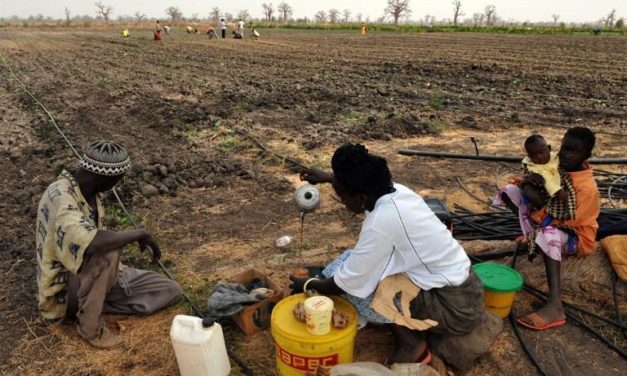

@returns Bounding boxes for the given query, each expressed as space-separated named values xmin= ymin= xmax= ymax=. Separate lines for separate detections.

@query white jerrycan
xmin=170 ymin=315 xmax=231 ymax=376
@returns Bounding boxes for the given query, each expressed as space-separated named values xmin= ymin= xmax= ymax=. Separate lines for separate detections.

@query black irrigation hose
xmin=399 ymin=149 xmax=627 ymax=164
xmin=523 ymin=284 xmax=627 ymax=330
xmin=508 ymin=313 xmax=550 ymax=376
xmin=3 ymin=58 xmax=255 ymax=376
xmin=522 ymin=286 xmax=627 ymax=359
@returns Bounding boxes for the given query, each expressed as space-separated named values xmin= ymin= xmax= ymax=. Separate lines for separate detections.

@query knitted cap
xmin=80 ymin=140 xmax=131 ymax=176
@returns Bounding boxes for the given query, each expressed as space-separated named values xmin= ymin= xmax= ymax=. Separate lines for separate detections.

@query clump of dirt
xmin=353 ymin=113 xmax=435 ymax=140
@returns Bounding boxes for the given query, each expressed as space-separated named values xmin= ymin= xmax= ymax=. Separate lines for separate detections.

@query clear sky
xmin=0 ymin=0 xmax=623 ymax=23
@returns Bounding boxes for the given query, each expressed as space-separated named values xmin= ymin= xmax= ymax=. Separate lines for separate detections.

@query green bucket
xmin=473 ymin=262 xmax=523 ymax=317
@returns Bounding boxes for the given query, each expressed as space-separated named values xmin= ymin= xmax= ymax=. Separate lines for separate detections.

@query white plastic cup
xmin=275 ymin=235 xmax=294 ymax=248
xmin=304 ymin=296 xmax=334 ymax=335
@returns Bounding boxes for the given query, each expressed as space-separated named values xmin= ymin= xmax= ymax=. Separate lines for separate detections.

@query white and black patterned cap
xmin=80 ymin=140 xmax=131 ymax=176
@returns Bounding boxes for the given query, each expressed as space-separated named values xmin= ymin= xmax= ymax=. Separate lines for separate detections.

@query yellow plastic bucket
xmin=271 ymin=294 xmax=357 ymax=376
xmin=473 ymin=263 xmax=523 ymax=318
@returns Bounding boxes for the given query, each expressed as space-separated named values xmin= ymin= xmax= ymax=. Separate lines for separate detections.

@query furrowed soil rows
xmin=1 ymin=29 xmax=625 ymax=375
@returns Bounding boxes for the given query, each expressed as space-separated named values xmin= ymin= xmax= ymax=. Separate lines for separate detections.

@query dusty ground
xmin=0 ymin=28 xmax=625 ymax=375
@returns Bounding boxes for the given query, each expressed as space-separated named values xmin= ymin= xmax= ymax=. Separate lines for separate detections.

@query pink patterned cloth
xmin=493 ymin=184 xmax=571 ymax=261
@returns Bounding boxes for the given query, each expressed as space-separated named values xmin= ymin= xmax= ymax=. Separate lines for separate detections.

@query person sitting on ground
xmin=35 ymin=140 xmax=182 ymax=349
xmin=163 ymin=25 xmax=171 ymax=35
xmin=291 ymin=143 xmax=488 ymax=365
xmin=252 ymin=28 xmax=260 ymax=39
xmin=186 ymin=25 xmax=193 ymax=34
xmin=495 ymin=127 xmax=600 ymax=330
xmin=232 ymin=30 xmax=243 ymax=39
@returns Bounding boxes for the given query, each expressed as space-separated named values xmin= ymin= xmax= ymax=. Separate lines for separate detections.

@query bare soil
xmin=0 ymin=29 xmax=625 ymax=375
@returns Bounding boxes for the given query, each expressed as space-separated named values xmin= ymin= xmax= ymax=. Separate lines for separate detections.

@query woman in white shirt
xmin=291 ymin=143 xmax=485 ymax=365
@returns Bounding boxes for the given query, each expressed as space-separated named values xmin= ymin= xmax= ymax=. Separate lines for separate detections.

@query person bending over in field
xmin=495 ymin=127 xmax=600 ymax=330
xmin=35 ymin=140 xmax=181 ymax=349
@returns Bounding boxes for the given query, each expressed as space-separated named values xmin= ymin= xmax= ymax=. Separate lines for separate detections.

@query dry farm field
xmin=0 ymin=28 xmax=625 ymax=375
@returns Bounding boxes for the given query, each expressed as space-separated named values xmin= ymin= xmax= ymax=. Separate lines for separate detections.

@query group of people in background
xmin=146 ymin=18 xmax=259 ymax=41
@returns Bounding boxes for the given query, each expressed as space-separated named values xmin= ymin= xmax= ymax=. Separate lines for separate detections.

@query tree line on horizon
xmin=1 ymin=1 xmax=624 ymax=30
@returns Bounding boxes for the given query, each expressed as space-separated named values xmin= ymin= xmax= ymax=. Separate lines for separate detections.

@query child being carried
xmin=521 ymin=134 xmax=569 ymax=209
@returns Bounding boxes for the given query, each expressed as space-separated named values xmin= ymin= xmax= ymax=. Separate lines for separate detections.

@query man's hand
xmin=138 ymin=231 xmax=161 ymax=264
xmin=299 ymin=168 xmax=333 ymax=185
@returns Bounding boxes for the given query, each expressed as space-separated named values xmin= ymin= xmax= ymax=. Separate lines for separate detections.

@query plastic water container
xmin=170 ymin=315 xmax=231 ymax=376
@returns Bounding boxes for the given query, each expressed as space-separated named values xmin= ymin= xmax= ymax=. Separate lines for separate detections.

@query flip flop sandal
xmin=517 ymin=312 xmax=566 ymax=331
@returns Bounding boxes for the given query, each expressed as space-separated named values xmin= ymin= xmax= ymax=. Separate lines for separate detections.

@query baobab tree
xmin=134 ymin=11 xmax=146 ymax=25
xmin=277 ymin=2 xmax=293 ymax=23
xmin=551 ymin=14 xmax=560 ymax=27
xmin=604 ymin=9 xmax=617 ymax=29
xmin=94 ymin=1 xmax=113 ymax=24
xmin=328 ymin=9 xmax=340 ymax=23
xmin=262 ymin=3 xmax=275 ymax=21
xmin=210 ymin=7 xmax=221 ymax=22
xmin=315 ymin=10 xmax=327 ymax=23
xmin=472 ymin=12 xmax=484 ymax=27
xmin=166 ymin=6 xmax=183 ymax=24
xmin=484 ymin=5 xmax=496 ymax=26
xmin=452 ymin=1 xmax=464 ymax=26
xmin=385 ymin=0 xmax=412 ymax=26
xmin=65 ymin=7 xmax=71 ymax=25
xmin=237 ymin=9 xmax=251 ymax=21
xmin=343 ymin=9 xmax=352 ymax=22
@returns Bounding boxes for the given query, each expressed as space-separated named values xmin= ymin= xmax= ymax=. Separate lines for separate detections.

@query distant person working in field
xmin=35 ymin=140 xmax=181 ymax=348
xmin=122 ymin=29 xmax=129 ymax=38
xmin=232 ymin=30 xmax=243 ymax=39
xmin=360 ymin=22 xmax=367 ymax=35
xmin=237 ymin=18 xmax=245 ymax=37
xmin=220 ymin=18 xmax=226 ymax=38
xmin=252 ymin=28 xmax=260 ymax=39
xmin=207 ymin=27 xmax=219 ymax=40
xmin=154 ymin=20 xmax=162 ymax=41
xmin=495 ymin=127 xmax=600 ymax=330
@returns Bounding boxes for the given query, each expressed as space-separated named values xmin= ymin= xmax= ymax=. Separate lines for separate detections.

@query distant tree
xmin=224 ymin=12 xmax=234 ymax=22
xmin=616 ymin=17 xmax=624 ymax=29
xmin=94 ymin=1 xmax=113 ymax=24
xmin=190 ymin=13 xmax=199 ymax=22
xmin=277 ymin=2 xmax=293 ymax=23
xmin=210 ymin=7 xmax=221 ymax=23
xmin=133 ymin=11 xmax=146 ymax=25
xmin=64 ymin=7 xmax=71 ymax=25
xmin=166 ymin=6 xmax=183 ymax=24
xmin=472 ymin=12 xmax=484 ymax=27
xmin=262 ymin=3 xmax=275 ymax=22
xmin=604 ymin=9 xmax=617 ymax=29
xmin=342 ymin=9 xmax=351 ymax=22
xmin=237 ymin=9 xmax=251 ymax=21
xmin=484 ymin=5 xmax=496 ymax=26
xmin=315 ymin=10 xmax=327 ymax=23
xmin=452 ymin=1 xmax=464 ymax=26
xmin=356 ymin=13 xmax=363 ymax=22
xmin=328 ymin=9 xmax=340 ymax=23
xmin=385 ymin=0 xmax=411 ymax=26
xmin=551 ymin=14 xmax=559 ymax=27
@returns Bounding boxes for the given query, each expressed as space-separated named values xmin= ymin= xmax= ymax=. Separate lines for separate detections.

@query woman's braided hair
xmin=331 ymin=143 xmax=393 ymax=198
